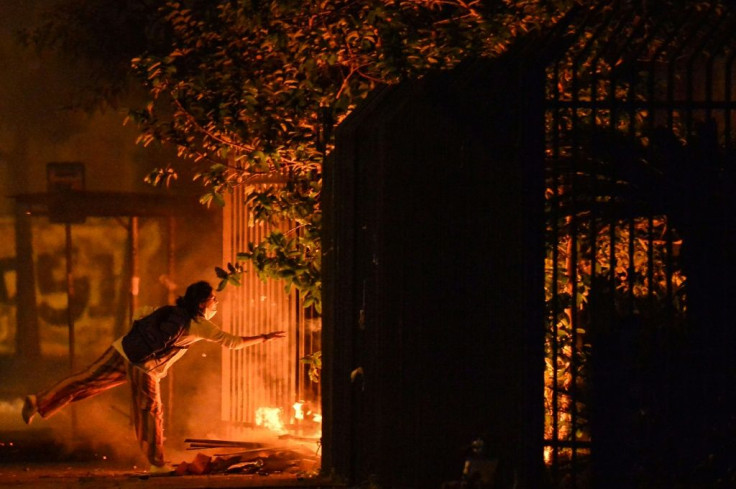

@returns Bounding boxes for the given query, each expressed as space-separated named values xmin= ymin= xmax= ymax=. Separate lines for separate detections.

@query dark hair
xmin=175 ymin=281 xmax=213 ymax=318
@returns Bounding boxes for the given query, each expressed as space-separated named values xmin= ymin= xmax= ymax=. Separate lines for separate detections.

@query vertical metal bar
xmin=167 ymin=216 xmax=176 ymax=305
xmin=627 ymin=220 xmax=635 ymax=314
xmin=65 ymin=223 xmax=75 ymax=372
xmin=708 ymin=14 xmax=736 ymax=149
xmin=649 ymin=10 xmax=689 ymax=130
xmin=222 ymin=189 xmax=235 ymax=423
xmin=624 ymin=10 xmax=649 ymax=343
xmin=646 ymin=213 xmax=656 ymax=454
xmin=568 ymin=10 xmax=618 ymax=482
xmin=624 ymin=28 xmax=635 ymax=319
xmin=664 ymin=32 xmax=677 ymax=342
xmin=726 ymin=51 xmax=736 ymax=148
xmin=647 ymin=216 xmax=655 ymax=310
xmin=669 ymin=7 xmax=711 ymax=135
xmin=687 ymin=8 xmax=725 ymax=130
xmin=570 ymin=66 xmax=581 ymax=489
xmin=647 ymin=15 xmax=662 ymax=326
xmin=652 ymin=9 xmax=694 ymax=328
xmin=14 ymin=205 xmax=40 ymax=362
xmin=705 ymin=52 xmax=714 ymax=123
xmin=550 ymin=60 xmax=561 ymax=482
xmin=296 ymin=292 xmax=304 ymax=402
xmin=65 ymin=222 xmax=77 ymax=437
xmin=129 ymin=216 xmax=139 ymax=322
xmin=542 ymin=6 xmax=603 ymax=482
xmin=647 ymin=11 xmax=688 ymax=364
xmin=586 ymin=14 xmax=636 ymax=423
xmin=563 ymin=7 xmax=617 ymax=485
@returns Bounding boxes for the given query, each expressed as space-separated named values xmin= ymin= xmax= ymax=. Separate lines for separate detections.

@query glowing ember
xmin=293 ymin=401 xmax=305 ymax=421
xmin=255 ymin=407 xmax=286 ymax=434
xmin=292 ymin=400 xmax=322 ymax=425
xmin=544 ymin=446 xmax=552 ymax=465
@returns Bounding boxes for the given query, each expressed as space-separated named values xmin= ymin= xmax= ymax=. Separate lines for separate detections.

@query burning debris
xmin=253 ymin=401 xmax=322 ymax=437
xmin=172 ymin=400 xmax=322 ymax=477
xmin=175 ymin=438 xmax=320 ymax=476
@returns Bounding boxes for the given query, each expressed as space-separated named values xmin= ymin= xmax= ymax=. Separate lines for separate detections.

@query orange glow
xmin=292 ymin=400 xmax=322 ymax=434
xmin=255 ymin=406 xmax=287 ymax=434
xmin=544 ymin=446 xmax=552 ymax=465
xmin=222 ymin=186 xmax=322 ymax=465
xmin=293 ymin=401 xmax=305 ymax=421
xmin=544 ymin=215 xmax=686 ymax=466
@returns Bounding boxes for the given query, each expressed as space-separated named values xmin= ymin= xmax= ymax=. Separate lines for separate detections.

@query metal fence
xmin=221 ymin=183 xmax=321 ymax=432
xmin=544 ymin=2 xmax=736 ymax=487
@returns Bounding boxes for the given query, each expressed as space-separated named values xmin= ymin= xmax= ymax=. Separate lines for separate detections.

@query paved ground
xmin=0 ymin=463 xmax=338 ymax=488
xmin=0 ymin=424 xmax=333 ymax=488
xmin=0 ymin=377 xmax=332 ymax=489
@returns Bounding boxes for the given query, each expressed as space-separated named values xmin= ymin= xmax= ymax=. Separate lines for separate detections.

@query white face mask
xmin=201 ymin=294 xmax=218 ymax=320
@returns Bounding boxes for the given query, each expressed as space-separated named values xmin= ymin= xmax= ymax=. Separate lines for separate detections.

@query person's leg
xmin=126 ymin=364 xmax=167 ymax=469
xmin=30 ymin=347 xmax=127 ymax=420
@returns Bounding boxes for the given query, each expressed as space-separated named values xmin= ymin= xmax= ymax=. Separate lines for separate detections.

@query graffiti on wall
xmin=0 ymin=216 xmax=165 ymax=359
xmin=0 ymin=256 xmax=15 ymax=356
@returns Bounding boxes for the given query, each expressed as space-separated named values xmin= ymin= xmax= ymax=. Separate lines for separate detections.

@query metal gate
xmin=544 ymin=2 xmax=736 ymax=487
xmin=221 ymin=182 xmax=321 ymax=433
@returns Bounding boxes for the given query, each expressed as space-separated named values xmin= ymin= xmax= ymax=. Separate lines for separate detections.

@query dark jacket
xmin=121 ymin=305 xmax=192 ymax=365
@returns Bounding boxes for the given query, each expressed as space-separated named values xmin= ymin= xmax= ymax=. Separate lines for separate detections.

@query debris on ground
xmin=174 ymin=438 xmax=320 ymax=476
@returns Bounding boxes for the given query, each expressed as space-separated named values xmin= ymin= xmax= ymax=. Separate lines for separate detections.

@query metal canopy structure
xmin=14 ymin=189 xmax=203 ymax=219
xmin=12 ymin=190 xmax=204 ymax=365
xmin=12 ymin=189 xmax=209 ymax=436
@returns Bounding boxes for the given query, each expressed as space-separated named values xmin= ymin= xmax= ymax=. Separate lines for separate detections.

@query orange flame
xmin=293 ymin=401 xmax=305 ymax=421
xmin=255 ymin=407 xmax=286 ymax=434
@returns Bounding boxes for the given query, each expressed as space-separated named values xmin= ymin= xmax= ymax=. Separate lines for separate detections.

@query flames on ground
xmin=176 ymin=401 xmax=322 ymax=476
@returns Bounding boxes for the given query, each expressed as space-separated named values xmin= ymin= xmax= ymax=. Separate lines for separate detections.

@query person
xmin=20 ymin=280 xmax=286 ymax=474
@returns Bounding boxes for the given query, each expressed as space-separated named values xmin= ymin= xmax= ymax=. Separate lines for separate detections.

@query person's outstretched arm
xmin=238 ymin=331 xmax=287 ymax=347
xmin=190 ymin=318 xmax=286 ymax=349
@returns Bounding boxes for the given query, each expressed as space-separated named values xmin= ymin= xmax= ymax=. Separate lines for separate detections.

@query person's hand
xmin=263 ymin=331 xmax=286 ymax=342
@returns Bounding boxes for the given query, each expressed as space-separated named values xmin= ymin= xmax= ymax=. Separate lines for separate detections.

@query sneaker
xmin=149 ymin=463 xmax=175 ymax=476
xmin=21 ymin=395 xmax=37 ymax=425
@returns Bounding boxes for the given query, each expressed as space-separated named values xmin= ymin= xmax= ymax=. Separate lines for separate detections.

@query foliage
xmin=121 ymin=0 xmax=571 ymax=312
xmin=23 ymin=0 xmax=572 ymax=392
xmin=538 ymin=0 xmax=719 ymax=469
xmin=543 ymin=212 xmax=687 ymax=463
xmin=300 ymin=350 xmax=322 ymax=384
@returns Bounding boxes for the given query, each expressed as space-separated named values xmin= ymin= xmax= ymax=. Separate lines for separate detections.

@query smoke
xmin=165 ymin=348 xmax=226 ymax=463
xmin=71 ymin=394 xmax=145 ymax=465
xmin=0 ymin=398 xmax=25 ymax=430
xmin=165 ymin=343 xmax=321 ymax=465
xmin=0 ymin=392 xmax=144 ymax=467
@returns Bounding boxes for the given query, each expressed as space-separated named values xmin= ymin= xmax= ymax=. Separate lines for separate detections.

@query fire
xmin=255 ymin=407 xmax=287 ymax=434
xmin=292 ymin=400 xmax=322 ymax=425
xmin=293 ymin=401 xmax=305 ymax=421
xmin=254 ymin=402 xmax=322 ymax=438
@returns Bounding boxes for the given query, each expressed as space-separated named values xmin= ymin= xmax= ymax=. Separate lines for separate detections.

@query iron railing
xmin=544 ymin=2 xmax=736 ymax=487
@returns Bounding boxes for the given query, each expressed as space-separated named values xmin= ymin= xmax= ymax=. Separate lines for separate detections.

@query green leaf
xmin=212 ymin=191 xmax=226 ymax=207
